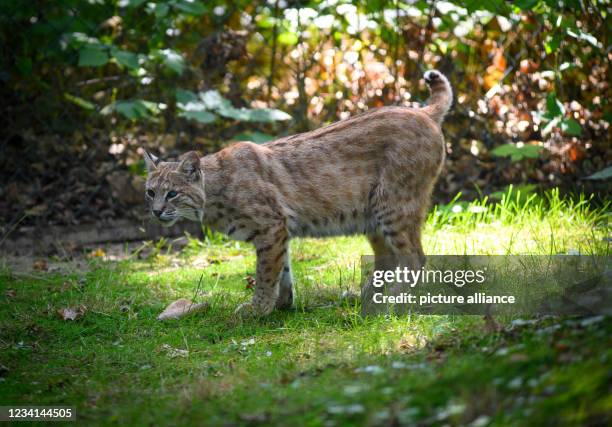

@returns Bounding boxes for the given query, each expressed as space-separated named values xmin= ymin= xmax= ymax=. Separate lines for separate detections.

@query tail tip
xmin=423 ymin=70 xmax=444 ymax=85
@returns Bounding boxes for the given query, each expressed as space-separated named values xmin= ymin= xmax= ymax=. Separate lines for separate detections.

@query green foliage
xmin=560 ymin=118 xmax=581 ymax=136
xmin=540 ymin=92 xmax=582 ymax=137
xmin=153 ymin=48 xmax=185 ymax=74
xmin=491 ymin=144 xmax=544 ymax=162
xmin=585 ymin=166 xmax=612 ymax=181
xmin=178 ymin=110 xmax=217 ymax=124
xmin=1 ymin=0 xmax=291 ymax=135
xmin=111 ymin=47 xmax=140 ymax=70
xmin=101 ymin=100 xmax=161 ymax=121
xmin=232 ymin=131 xmax=275 ymax=144
xmin=1 ymin=0 xmax=607 ymax=201
xmin=78 ymin=45 xmax=109 ymax=67
xmin=176 ymin=89 xmax=291 ymax=124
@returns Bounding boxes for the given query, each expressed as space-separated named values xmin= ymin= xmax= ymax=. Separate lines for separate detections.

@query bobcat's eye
xmin=146 ymin=189 xmax=155 ymax=198
xmin=166 ymin=190 xmax=178 ymax=200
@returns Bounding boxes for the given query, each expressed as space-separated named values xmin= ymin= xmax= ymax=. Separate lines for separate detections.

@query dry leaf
xmin=245 ymin=275 xmax=256 ymax=290
xmin=484 ymin=48 xmax=506 ymax=89
xmin=88 ymin=248 xmax=106 ymax=259
xmin=157 ymin=298 xmax=208 ymax=321
xmin=4 ymin=289 xmax=16 ymax=298
xmin=160 ymin=343 xmax=189 ymax=358
xmin=33 ymin=259 xmax=48 ymax=271
xmin=57 ymin=305 xmax=86 ymax=321
xmin=397 ymin=333 xmax=427 ymax=353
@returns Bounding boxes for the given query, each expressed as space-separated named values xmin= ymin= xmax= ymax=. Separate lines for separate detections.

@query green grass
xmin=0 ymin=190 xmax=610 ymax=426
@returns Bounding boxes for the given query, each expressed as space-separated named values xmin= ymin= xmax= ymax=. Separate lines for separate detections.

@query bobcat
xmin=144 ymin=70 xmax=452 ymax=316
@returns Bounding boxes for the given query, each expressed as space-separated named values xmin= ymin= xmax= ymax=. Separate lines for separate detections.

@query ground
xmin=0 ymin=190 xmax=610 ymax=426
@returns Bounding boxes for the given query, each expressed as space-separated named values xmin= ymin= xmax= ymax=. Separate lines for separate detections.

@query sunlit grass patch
xmin=0 ymin=189 xmax=609 ymax=425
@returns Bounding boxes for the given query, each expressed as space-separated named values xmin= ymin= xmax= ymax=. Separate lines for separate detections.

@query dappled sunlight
xmin=2 ymin=0 xmax=610 ymax=423
xmin=1 ymin=200 xmax=609 ymax=424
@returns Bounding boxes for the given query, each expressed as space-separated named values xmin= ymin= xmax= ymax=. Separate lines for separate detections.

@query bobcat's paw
xmin=275 ymin=287 xmax=294 ymax=310
xmin=234 ymin=301 xmax=274 ymax=317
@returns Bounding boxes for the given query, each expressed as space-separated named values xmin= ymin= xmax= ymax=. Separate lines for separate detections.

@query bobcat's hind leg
xmin=361 ymin=235 xmax=397 ymax=315
xmin=382 ymin=221 xmax=426 ymax=272
xmin=276 ymin=247 xmax=294 ymax=310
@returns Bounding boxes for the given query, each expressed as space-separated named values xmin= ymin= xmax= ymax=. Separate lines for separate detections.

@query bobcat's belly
xmin=288 ymin=211 xmax=377 ymax=238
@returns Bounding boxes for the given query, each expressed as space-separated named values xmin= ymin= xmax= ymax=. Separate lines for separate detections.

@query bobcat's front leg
xmin=235 ymin=225 xmax=288 ymax=316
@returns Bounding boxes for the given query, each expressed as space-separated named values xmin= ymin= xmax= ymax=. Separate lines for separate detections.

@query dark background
xmin=1 ymin=0 xmax=610 ymax=232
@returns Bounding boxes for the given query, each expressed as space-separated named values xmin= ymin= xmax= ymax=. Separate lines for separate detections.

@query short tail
xmin=421 ymin=70 xmax=453 ymax=124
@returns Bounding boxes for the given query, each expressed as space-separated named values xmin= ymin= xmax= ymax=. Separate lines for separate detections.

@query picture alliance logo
xmin=371 ymin=267 xmax=487 ymax=288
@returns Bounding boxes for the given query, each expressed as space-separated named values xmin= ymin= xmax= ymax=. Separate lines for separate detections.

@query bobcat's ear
xmin=178 ymin=151 xmax=201 ymax=181
xmin=143 ymin=150 xmax=160 ymax=173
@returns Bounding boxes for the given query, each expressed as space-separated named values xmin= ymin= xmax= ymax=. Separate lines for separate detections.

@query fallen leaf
xmin=160 ymin=343 xmax=189 ymax=358
xmin=397 ymin=333 xmax=427 ymax=352
xmin=33 ymin=259 xmax=48 ymax=271
xmin=4 ymin=289 xmax=16 ymax=298
xmin=157 ymin=298 xmax=208 ymax=321
xmin=241 ymin=338 xmax=255 ymax=347
xmin=57 ymin=305 xmax=87 ymax=321
xmin=88 ymin=248 xmax=106 ymax=259
xmin=191 ymin=257 xmax=210 ymax=268
xmin=245 ymin=275 xmax=256 ymax=290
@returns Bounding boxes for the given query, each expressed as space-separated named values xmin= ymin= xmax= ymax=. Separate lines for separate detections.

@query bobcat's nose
xmin=153 ymin=209 xmax=163 ymax=218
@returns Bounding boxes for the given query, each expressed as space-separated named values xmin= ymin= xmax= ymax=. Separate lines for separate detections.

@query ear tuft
xmin=178 ymin=151 xmax=201 ymax=181
xmin=143 ymin=150 xmax=160 ymax=173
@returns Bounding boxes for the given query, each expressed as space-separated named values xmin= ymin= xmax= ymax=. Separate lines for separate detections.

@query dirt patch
xmin=1 ymin=219 xmax=203 ymax=256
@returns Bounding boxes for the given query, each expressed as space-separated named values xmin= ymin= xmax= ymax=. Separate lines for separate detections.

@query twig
xmin=76 ymin=75 xmax=122 ymax=87
xmin=392 ymin=0 xmax=401 ymax=102
xmin=189 ymin=273 xmax=205 ymax=311
xmin=9 ymin=272 xmax=55 ymax=283
xmin=0 ymin=214 xmax=27 ymax=247
xmin=267 ymin=0 xmax=280 ymax=102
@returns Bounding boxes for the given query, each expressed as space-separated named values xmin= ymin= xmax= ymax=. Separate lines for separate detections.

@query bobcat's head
xmin=143 ymin=150 xmax=205 ymax=227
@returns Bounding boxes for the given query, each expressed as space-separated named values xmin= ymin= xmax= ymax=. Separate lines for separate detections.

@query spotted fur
xmin=144 ymin=70 xmax=452 ymax=316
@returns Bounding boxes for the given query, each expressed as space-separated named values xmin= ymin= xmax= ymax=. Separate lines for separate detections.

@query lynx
xmin=144 ymin=70 xmax=452 ymax=316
